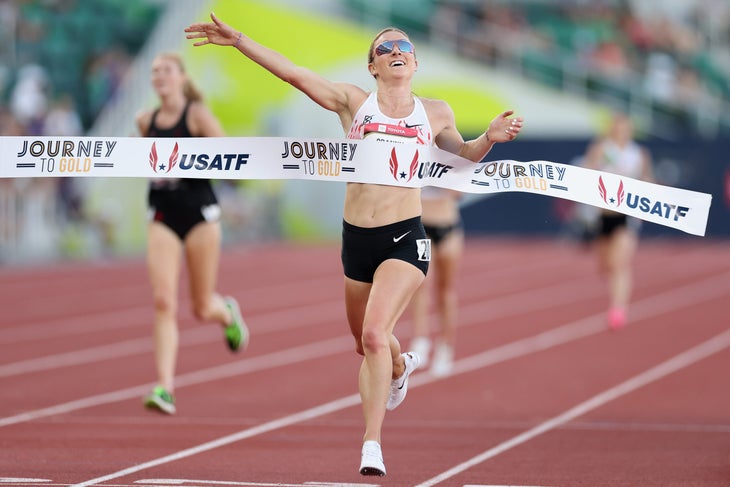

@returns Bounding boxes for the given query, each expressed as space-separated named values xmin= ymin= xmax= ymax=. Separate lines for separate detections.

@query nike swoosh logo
xmin=393 ymin=231 xmax=411 ymax=243
xmin=397 ymin=352 xmax=413 ymax=389
xmin=405 ymin=123 xmax=422 ymax=128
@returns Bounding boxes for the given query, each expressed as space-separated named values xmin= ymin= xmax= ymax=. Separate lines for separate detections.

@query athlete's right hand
xmin=185 ymin=12 xmax=239 ymax=47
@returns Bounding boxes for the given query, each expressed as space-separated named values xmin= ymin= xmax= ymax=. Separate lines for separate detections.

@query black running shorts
xmin=147 ymin=179 xmax=220 ymax=241
xmin=341 ymin=216 xmax=430 ymax=283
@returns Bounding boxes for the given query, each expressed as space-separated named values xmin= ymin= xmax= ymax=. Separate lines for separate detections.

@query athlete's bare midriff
xmin=343 ymin=182 xmax=421 ymax=227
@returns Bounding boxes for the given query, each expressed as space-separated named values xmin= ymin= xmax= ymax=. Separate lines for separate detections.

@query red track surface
xmin=1 ymin=237 xmax=729 ymax=487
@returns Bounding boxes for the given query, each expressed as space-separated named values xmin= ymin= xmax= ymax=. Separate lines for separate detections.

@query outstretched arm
xmin=434 ymin=103 xmax=524 ymax=162
xmin=185 ymin=12 xmax=363 ymax=117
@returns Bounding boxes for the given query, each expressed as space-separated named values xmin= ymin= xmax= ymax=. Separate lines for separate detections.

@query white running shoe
xmin=386 ymin=352 xmax=420 ymax=411
xmin=430 ymin=342 xmax=454 ymax=377
xmin=409 ymin=336 xmax=432 ymax=368
xmin=359 ymin=440 xmax=386 ymax=476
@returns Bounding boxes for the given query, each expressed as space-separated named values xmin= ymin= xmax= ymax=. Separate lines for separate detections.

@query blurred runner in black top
xmin=136 ymin=52 xmax=249 ymax=415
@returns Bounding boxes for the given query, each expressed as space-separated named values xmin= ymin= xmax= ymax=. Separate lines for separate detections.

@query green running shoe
xmin=224 ymin=296 xmax=249 ymax=352
xmin=143 ymin=386 xmax=176 ymax=415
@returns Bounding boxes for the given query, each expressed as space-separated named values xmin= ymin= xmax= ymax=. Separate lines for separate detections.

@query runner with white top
xmin=184 ymin=13 xmax=523 ymax=475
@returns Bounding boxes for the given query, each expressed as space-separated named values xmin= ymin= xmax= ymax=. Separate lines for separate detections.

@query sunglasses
xmin=374 ymin=40 xmax=415 ymax=56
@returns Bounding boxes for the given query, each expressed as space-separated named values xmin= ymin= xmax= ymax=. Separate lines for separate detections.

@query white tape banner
xmin=0 ymin=135 xmax=712 ymax=236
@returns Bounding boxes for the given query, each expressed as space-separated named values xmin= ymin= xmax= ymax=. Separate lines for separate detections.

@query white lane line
xmin=0 ymin=244 xmax=566 ymax=367
xmin=2 ymin=238 xmax=710 ymax=376
xmin=0 ymin=335 xmax=350 ymax=428
xmin=1 ymin=247 xmax=712 ymax=379
xmin=0 ymin=334 xmax=155 ymax=378
xmin=134 ymin=480 xmax=379 ymax=486
xmin=0 ymin=271 xmax=609 ymax=425
xmin=0 ymin=483 xmax=382 ymax=487
xmin=0 ymin=307 xmax=150 ymax=345
xmin=0 ymin=299 xmax=343 ymax=378
xmin=59 ymin=320 xmax=608 ymax=487
xmin=0 ymin=477 xmax=50 ymax=484
xmin=414 ymin=328 xmax=730 ymax=487
xmin=0 ymin=273 xmax=339 ymax=345
xmin=0 ymin=247 xmax=558 ymax=373
xmin=0 ymin=481 xmax=380 ymax=487
xmin=0 ymin=240 xmax=711 ymax=347
xmin=67 ymin=395 xmax=362 ymax=487
xmin=64 ymin=272 xmax=730 ymax=487
xmin=0 ymin=264 xmax=594 ymax=376
xmin=0 ymin=268 xmax=602 ymax=418
xmin=2 ymin=268 xmax=728 ymax=430
xmin=448 ymin=269 xmax=730 ymax=378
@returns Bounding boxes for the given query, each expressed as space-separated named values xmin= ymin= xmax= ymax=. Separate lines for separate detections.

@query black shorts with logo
xmin=147 ymin=179 xmax=220 ymax=241
xmin=341 ymin=216 xmax=430 ymax=283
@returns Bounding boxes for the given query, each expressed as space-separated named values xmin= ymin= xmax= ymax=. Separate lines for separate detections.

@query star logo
xmin=598 ymin=175 xmax=625 ymax=207
xmin=149 ymin=142 xmax=179 ymax=174
xmin=389 ymin=147 xmax=419 ymax=182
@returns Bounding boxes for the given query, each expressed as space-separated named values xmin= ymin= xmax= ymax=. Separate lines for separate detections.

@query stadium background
xmin=1 ymin=0 xmax=728 ymax=265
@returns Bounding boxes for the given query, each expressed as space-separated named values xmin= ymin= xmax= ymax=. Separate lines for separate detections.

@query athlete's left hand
xmin=486 ymin=110 xmax=524 ymax=143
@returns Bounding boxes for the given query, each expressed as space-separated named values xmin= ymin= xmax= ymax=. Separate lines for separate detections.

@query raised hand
xmin=487 ymin=110 xmax=524 ymax=143
xmin=185 ymin=12 xmax=239 ymax=47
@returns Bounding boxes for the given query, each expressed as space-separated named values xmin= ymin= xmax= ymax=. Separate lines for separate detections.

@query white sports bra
xmin=347 ymin=92 xmax=433 ymax=146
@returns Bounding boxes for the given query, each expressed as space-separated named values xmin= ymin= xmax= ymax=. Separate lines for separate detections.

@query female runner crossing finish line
xmin=184 ymin=11 xmax=523 ymax=477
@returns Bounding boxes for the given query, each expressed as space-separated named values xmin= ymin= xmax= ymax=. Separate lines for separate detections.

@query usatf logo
xmin=147 ymin=141 xmax=249 ymax=173
xmin=389 ymin=147 xmax=419 ymax=181
xmin=149 ymin=142 xmax=179 ymax=173
xmin=387 ymin=147 xmax=453 ymax=183
xmin=598 ymin=175 xmax=625 ymax=207
xmin=599 ymin=174 xmax=690 ymax=222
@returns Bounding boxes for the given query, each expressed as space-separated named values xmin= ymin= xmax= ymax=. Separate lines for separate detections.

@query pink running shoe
xmin=608 ymin=307 xmax=627 ymax=330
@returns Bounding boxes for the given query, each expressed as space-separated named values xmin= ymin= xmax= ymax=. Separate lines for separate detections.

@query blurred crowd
xmin=3 ymin=0 xmax=729 ymax=264
xmin=427 ymin=0 xmax=730 ymax=128
xmin=0 ymin=1 xmax=273 ymax=265
xmin=0 ymin=0 xmax=160 ymax=263
xmin=0 ymin=0 xmax=158 ymax=131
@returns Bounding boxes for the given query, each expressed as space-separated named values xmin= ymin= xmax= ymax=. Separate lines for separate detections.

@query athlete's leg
xmin=409 ymin=270 xmax=432 ymax=366
xmin=410 ymin=277 xmax=431 ymax=339
xmin=147 ymin=222 xmax=183 ymax=392
xmin=345 ymin=276 xmax=371 ymax=356
xmin=184 ymin=221 xmax=231 ymax=326
xmin=345 ymin=274 xmax=407 ymax=383
xmin=429 ymin=228 xmax=463 ymax=375
xmin=607 ymin=227 xmax=637 ymax=310
xmin=348 ymin=259 xmax=425 ymax=444
xmin=432 ymin=228 xmax=463 ymax=346
xmin=596 ymin=234 xmax=611 ymax=275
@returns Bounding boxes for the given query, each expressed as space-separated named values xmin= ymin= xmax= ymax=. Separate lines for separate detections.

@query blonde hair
xmin=155 ymin=52 xmax=204 ymax=102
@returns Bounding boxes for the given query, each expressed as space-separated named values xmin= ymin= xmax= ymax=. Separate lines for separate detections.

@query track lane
xmin=1 ymin=239 xmax=728 ymax=486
